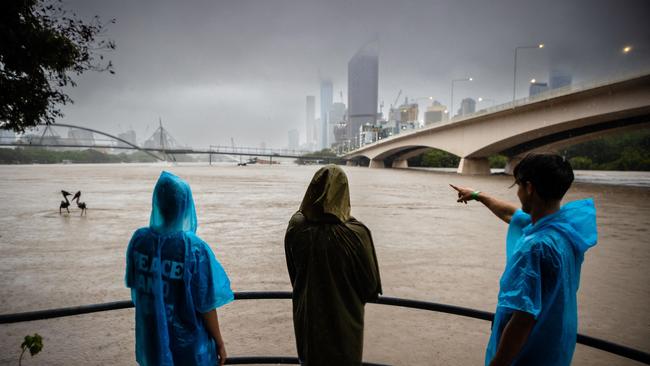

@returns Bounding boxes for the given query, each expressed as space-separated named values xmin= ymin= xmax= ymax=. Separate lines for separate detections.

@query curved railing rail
xmin=0 ymin=291 xmax=648 ymax=365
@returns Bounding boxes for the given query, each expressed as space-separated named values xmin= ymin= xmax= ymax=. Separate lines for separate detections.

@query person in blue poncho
xmin=125 ymin=171 xmax=234 ymax=366
xmin=451 ymin=153 xmax=598 ymax=366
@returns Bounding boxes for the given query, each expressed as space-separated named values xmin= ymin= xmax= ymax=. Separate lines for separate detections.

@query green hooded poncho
xmin=284 ymin=165 xmax=382 ymax=366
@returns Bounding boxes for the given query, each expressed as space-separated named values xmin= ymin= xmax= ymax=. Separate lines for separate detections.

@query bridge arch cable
xmin=35 ymin=123 xmax=165 ymax=161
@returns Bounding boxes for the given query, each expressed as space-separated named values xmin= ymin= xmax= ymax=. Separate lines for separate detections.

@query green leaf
xmin=20 ymin=333 xmax=43 ymax=357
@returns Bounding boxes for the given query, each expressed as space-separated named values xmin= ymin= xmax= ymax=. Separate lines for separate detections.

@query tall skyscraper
xmin=347 ymin=40 xmax=379 ymax=147
xmin=457 ymin=98 xmax=476 ymax=116
xmin=305 ymin=96 xmax=316 ymax=149
xmin=320 ymin=80 xmax=333 ymax=150
xmin=529 ymin=82 xmax=549 ymax=96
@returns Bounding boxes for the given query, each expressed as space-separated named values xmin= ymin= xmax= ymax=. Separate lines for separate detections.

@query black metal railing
xmin=1 ymin=291 xmax=648 ymax=365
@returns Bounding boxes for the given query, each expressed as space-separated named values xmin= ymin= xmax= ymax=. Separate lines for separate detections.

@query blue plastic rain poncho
xmin=125 ymin=171 xmax=233 ymax=366
xmin=485 ymin=199 xmax=598 ymax=366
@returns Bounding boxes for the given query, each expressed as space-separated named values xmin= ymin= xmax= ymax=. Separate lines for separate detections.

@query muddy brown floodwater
xmin=0 ymin=163 xmax=648 ymax=365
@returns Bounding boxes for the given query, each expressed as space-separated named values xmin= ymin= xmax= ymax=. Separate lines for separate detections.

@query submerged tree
xmin=0 ymin=0 xmax=115 ymax=133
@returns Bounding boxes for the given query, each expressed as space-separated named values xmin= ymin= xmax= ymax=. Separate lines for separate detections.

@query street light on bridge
xmin=513 ymin=43 xmax=545 ymax=105
xmin=451 ymin=77 xmax=473 ymax=120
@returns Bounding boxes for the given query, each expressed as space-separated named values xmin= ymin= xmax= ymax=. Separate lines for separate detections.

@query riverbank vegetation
xmin=0 ymin=148 xmax=198 ymax=164
xmin=561 ymin=129 xmax=650 ymax=171
xmin=296 ymin=149 xmax=341 ymax=164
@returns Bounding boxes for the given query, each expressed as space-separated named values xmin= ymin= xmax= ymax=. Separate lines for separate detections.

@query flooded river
xmin=0 ymin=163 xmax=648 ymax=365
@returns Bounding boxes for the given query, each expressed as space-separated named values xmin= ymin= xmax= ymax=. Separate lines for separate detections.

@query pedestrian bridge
xmin=344 ymin=72 xmax=650 ymax=174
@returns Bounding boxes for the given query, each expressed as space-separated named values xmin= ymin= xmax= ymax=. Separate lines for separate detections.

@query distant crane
xmin=388 ymin=89 xmax=403 ymax=121
xmin=391 ymin=89 xmax=402 ymax=109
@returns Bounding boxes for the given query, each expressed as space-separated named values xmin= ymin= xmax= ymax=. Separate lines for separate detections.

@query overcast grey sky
xmin=59 ymin=0 xmax=650 ymax=148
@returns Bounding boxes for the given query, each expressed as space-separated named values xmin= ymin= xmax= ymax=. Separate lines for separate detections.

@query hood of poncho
xmin=299 ymin=164 xmax=351 ymax=223
xmin=149 ymin=171 xmax=198 ymax=234
xmin=523 ymin=198 xmax=597 ymax=254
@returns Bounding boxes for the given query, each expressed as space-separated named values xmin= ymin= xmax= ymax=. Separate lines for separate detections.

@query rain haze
xmin=59 ymin=0 xmax=650 ymax=149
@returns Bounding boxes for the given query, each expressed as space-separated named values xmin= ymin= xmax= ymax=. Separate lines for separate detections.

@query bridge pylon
xmin=457 ymin=158 xmax=490 ymax=175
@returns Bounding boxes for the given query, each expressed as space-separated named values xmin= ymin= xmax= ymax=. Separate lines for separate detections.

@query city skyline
xmin=51 ymin=0 xmax=650 ymax=149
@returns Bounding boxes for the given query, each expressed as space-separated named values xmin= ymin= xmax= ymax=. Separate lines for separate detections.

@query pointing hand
xmin=449 ymin=184 xmax=478 ymax=204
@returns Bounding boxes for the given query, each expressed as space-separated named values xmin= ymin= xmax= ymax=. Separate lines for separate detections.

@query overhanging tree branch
xmin=0 ymin=0 xmax=116 ymax=133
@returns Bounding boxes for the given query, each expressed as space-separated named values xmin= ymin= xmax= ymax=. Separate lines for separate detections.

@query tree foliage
xmin=0 ymin=148 xmax=167 ymax=164
xmin=488 ymin=154 xmax=507 ymax=169
xmin=561 ymin=129 xmax=650 ymax=171
xmin=0 ymin=0 xmax=115 ymax=132
xmin=300 ymin=148 xmax=338 ymax=158
xmin=408 ymin=149 xmax=460 ymax=168
xmin=19 ymin=333 xmax=43 ymax=365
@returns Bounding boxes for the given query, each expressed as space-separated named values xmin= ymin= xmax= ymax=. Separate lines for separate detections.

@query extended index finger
xmin=449 ymin=184 xmax=461 ymax=192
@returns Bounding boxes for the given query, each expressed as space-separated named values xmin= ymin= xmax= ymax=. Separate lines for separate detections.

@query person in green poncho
xmin=284 ymin=164 xmax=382 ymax=366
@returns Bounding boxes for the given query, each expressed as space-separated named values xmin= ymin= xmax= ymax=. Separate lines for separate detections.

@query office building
xmin=457 ymin=98 xmax=476 ymax=116
xmin=359 ymin=124 xmax=381 ymax=146
xmin=305 ymin=95 xmax=316 ymax=148
xmin=328 ymin=102 xmax=346 ymax=146
xmin=424 ymin=101 xmax=447 ymax=125
xmin=549 ymin=69 xmax=572 ymax=89
xmin=529 ymin=82 xmax=549 ymax=96
xmin=320 ymin=80 xmax=333 ymax=149
xmin=347 ymin=41 xmax=379 ymax=147
xmin=399 ymin=100 xmax=419 ymax=123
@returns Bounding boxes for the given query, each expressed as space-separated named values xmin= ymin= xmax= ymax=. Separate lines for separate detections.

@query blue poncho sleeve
xmin=498 ymin=243 xmax=543 ymax=318
xmin=189 ymin=236 xmax=234 ymax=313
xmin=506 ymin=210 xmax=531 ymax=260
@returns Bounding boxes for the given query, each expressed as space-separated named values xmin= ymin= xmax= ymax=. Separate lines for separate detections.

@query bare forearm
xmin=476 ymin=192 xmax=517 ymax=224
xmin=202 ymin=309 xmax=224 ymax=346
xmin=450 ymin=184 xmax=517 ymax=223
xmin=489 ymin=311 xmax=535 ymax=366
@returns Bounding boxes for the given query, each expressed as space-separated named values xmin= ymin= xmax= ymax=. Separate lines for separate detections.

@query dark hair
xmin=513 ymin=153 xmax=574 ymax=201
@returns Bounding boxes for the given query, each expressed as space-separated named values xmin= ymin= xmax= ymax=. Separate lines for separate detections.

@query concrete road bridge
xmin=344 ymin=72 xmax=650 ymax=174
